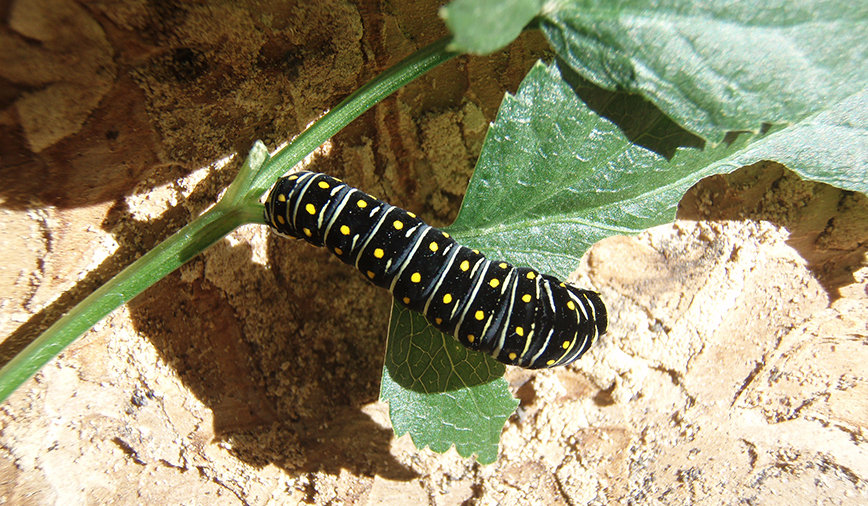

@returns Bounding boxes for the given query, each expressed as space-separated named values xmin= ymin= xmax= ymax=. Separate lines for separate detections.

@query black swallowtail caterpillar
xmin=264 ymin=171 xmax=607 ymax=369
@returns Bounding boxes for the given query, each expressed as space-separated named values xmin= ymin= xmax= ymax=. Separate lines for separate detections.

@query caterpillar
xmin=264 ymin=171 xmax=607 ymax=369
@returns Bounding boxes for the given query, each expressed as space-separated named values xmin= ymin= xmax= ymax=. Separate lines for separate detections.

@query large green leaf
xmin=441 ymin=0 xmax=868 ymax=143
xmin=541 ymin=0 xmax=868 ymax=143
xmin=723 ymin=90 xmax=868 ymax=194
xmin=381 ymin=59 xmax=868 ymax=462
xmin=449 ymin=63 xmax=743 ymax=277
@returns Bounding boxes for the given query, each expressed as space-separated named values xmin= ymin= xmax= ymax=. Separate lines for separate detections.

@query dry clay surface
xmin=2 ymin=206 xmax=867 ymax=505
xmin=2 ymin=163 xmax=866 ymax=505
xmin=2 ymin=0 xmax=868 ymax=505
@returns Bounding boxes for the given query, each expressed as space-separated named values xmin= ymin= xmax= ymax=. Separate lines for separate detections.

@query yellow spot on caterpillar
xmin=562 ymin=340 xmax=570 ymax=349
xmin=306 ymin=203 xmax=316 ymax=215
xmin=429 ymin=242 xmax=438 ymax=252
xmin=475 ymin=310 xmax=485 ymax=321
xmin=403 ymin=297 xmax=410 ymax=305
xmin=489 ymin=279 xmax=500 ymax=288
xmin=560 ymin=282 xmax=566 ymax=287
xmin=443 ymin=293 xmax=453 ymax=304
xmin=393 ymin=220 xmax=404 ymax=230
xmin=374 ymin=248 xmax=384 ymax=259
xmin=357 ymin=199 xmax=368 ymax=208
xmin=468 ymin=334 xmax=475 ymax=343
xmin=278 ymin=194 xmax=287 ymax=202
xmin=546 ymin=359 xmax=555 ymax=366
xmin=499 ymin=262 xmax=507 ymax=269
xmin=442 ymin=231 xmax=450 ymax=238
xmin=435 ymin=318 xmax=442 ymax=325
xmin=340 ymin=225 xmax=350 ymax=235
xmin=522 ymin=294 xmax=532 ymax=303
xmin=407 ymin=212 xmax=416 ymax=218
xmin=516 ymin=327 xmax=524 ymax=336
xmin=288 ymin=175 xmax=298 ymax=180
xmin=367 ymin=271 xmax=375 ymax=279
xmin=277 ymin=215 xmax=285 ymax=224
xmin=411 ymin=272 xmax=421 ymax=283
xmin=527 ymin=271 xmax=536 ymax=280
xmin=472 ymin=249 xmax=479 ymax=254
xmin=509 ymin=353 xmax=517 ymax=360
xmin=318 ymin=181 xmax=329 ymax=189
xmin=460 ymin=260 xmax=470 ymax=271
xmin=567 ymin=301 xmax=576 ymax=310
xmin=334 ymin=248 xmax=343 ymax=255
xmin=303 ymin=228 xmax=312 ymax=237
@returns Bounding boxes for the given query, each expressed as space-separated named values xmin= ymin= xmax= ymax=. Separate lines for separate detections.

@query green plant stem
xmin=0 ymin=204 xmax=260 ymax=402
xmin=0 ymin=36 xmax=459 ymax=404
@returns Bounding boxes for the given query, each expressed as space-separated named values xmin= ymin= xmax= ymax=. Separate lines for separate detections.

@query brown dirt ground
xmin=1 ymin=1 xmax=867 ymax=505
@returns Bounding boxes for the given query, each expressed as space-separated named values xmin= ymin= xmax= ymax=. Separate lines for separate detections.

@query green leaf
xmin=725 ymin=90 xmax=868 ymax=194
xmin=382 ymin=58 xmax=868 ymax=462
xmin=540 ymin=0 xmax=868 ymax=143
xmin=380 ymin=304 xmax=517 ymax=464
xmin=441 ymin=0 xmax=543 ymax=55
xmin=448 ymin=62 xmax=734 ymax=277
